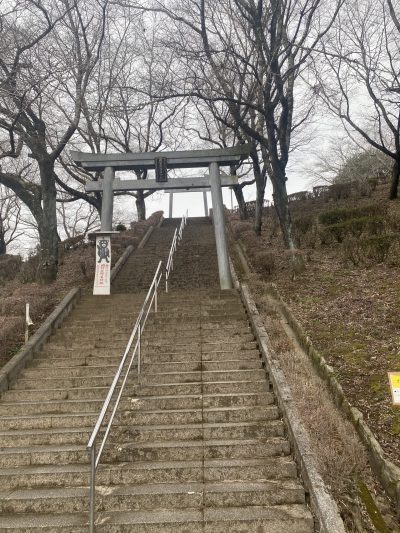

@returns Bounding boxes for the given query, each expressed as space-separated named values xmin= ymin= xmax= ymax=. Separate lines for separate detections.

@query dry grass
xmin=246 ymin=272 xmax=398 ymax=531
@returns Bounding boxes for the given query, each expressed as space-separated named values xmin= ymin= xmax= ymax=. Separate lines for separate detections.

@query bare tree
xmin=129 ymin=0 xmax=342 ymax=247
xmin=57 ymin=199 xmax=100 ymax=240
xmin=184 ymin=98 xmax=256 ymax=220
xmin=0 ymin=0 xmax=108 ymax=282
xmin=71 ymin=8 xmax=187 ymax=221
xmin=0 ymin=186 xmax=24 ymax=254
xmin=314 ymin=0 xmax=400 ymax=198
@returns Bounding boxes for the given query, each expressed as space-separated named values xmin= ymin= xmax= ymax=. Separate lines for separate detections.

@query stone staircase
xmin=0 ymin=217 xmax=314 ymax=531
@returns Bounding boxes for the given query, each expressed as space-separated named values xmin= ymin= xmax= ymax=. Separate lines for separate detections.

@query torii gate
xmin=71 ymin=146 xmax=250 ymax=290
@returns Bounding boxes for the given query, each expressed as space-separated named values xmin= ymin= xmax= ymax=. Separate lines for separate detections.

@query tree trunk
xmin=272 ymin=174 xmax=295 ymax=249
xmin=233 ymin=185 xmax=248 ymax=220
xmin=0 ymin=219 xmax=6 ymax=255
xmin=254 ymin=185 xmax=265 ymax=236
xmin=37 ymin=160 xmax=58 ymax=284
xmin=389 ymin=158 xmax=399 ymax=200
xmin=136 ymin=191 xmax=146 ymax=221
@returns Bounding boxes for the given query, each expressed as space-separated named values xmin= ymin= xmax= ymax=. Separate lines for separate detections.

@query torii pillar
xmin=209 ymin=162 xmax=232 ymax=290
xmin=101 ymin=167 xmax=115 ymax=231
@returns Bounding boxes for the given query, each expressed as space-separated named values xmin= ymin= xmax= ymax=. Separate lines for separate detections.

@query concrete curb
xmin=110 ymin=216 xmax=164 ymax=283
xmin=0 ymin=287 xmax=81 ymax=398
xmin=231 ymin=266 xmax=346 ymax=532
xmin=267 ymin=283 xmax=400 ymax=515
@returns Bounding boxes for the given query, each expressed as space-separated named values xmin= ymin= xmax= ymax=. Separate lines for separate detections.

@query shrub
xmin=230 ymin=220 xmax=253 ymax=239
xmin=115 ymin=223 xmax=127 ymax=231
xmin=252 ymin=251 xmax=275 ymax=276
xmin=320 ymin=216 xmax=385 ymax=244
xmin=293 ymin=214 xmax=316 ymax=247
xmin=0 ymin=255 xmax=22 ymax=283
xmin=343 ymin=235 xmax=398 ymax=266
xmin=18 ymin=252 xmax=41 ymax=283
xmin=319 ymin=204 xmax=386 ymax=226
xmin=329 ymin=182 xmax=353 ymax=201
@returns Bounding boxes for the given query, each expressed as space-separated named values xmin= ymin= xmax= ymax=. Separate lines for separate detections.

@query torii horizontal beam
xmin=84 ymin=176 xmax=238 ymax=192
xmin=71 ymin=145 xmax=251 ymax=171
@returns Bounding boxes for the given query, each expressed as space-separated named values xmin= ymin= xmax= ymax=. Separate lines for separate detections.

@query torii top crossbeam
xmin=71 ymin=145 xmax=251 ymax=171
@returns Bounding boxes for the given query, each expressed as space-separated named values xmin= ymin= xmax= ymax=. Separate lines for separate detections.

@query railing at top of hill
xmin=86 ymin=260 xmax=163 ymax=533
xmin=165 ymin=212 xmax=188 ymax=292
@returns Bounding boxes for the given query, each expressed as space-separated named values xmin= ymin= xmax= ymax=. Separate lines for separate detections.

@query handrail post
xmin=138 ymin=321 xmax=141 ymax=376
xmin=89 ymin=442 xmax=96 ymax=533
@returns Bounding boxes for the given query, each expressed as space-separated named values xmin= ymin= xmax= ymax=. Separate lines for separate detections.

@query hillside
xmin=0 ymin=212 xmax=162 ymax=369
xmin=229 ymin=178 xmax=400 ymax=472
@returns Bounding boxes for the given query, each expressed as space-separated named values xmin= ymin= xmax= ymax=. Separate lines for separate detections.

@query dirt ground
xmin=230 ymin=191 xmax=400 ymax=470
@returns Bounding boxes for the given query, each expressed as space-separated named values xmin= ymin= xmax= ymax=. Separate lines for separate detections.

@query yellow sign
xmin=388 ymin=372 xmax=400 ymax=405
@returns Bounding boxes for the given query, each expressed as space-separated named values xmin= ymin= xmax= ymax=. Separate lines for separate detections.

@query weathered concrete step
xmin=0 ymin=427 xmax=92 ymax=448
xmin=30 ymin=355 xmax=130 ymax=368
xmin=133 ymin=340 xmax=258 ymax=354
xmin=117 ymin=438 xmax=290 ymax=462
xmin=0 ymin=456 xmax=298 ymax=491
xmin=127 ymin=391 xmax=273 ymax=411
xmin=0 ymin=480 xmax=305 ymax=515
xmin=0 ymin=418 xmax=284 ymax=449
xmin=0 ymin=483 xmax=202 ymax=514
xmin=204 ymin=505 xmax=313 ymax=532
xmin=142 ymin=360 xmax=262 ymax=373
xmin=0 ymin=413 xmax=99 ymax=431
xmin=0 ymin=380 xmax=269 ymax=408
xmin=0 ymin=443 xmax=88 ymax=468
xmin=128 ymin=379 xmax=268 ymax=396
xmin=140 ymin=369 xmax=266 ymax=385
xmin=143 ymin=338 xmax=253 ymax=349
xmin=144 ymin=332 xmax=255 ymax=343
xmin=0 ymin=505 xmax=313 ymax=532
xmin=113 ymin=420 xmax=284 ymax=443
xmin=1 ymin=386 xmax=115 ymax=402
xmin=21 ymin=365 xmax=121 ymax=379
xmin=143 ymin=349 xmax=260 ymax=363
xmin=38 ymin=346 xmax=125 ymax=358
xmin=11 ymin=374 xmax=131 ymax=391
xmin=0 ymin=398 xmax=104 ymax=416
xmin=119 ymin=405 xmax=279 ymax=425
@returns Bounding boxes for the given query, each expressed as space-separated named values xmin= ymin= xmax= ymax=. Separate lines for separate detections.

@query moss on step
xmin=357 ymin=479 xmax=391 ymax=533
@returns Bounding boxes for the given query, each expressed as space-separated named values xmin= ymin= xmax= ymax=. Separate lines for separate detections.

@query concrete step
xmin=0 ymin=443 xmax=88 ymax=468
xmin=119 ymin=405 xmax=280 ymax=425
xmin=142 ymin=349 xmax=260 ymax=363
xmin=0 ymin=419 xmax=284 ymax=449
xmin=11 ymin=374 xmax=129 ymax=391
xmin=127 ymin=391 xmax=274 ymax=411
xmin=116 ymin=437 xmax=290 ymax=463
xmin=141 ymin=360 xmax=262 ymax=373
xmin=0 ymin=505 xmax=313 ymax=532
xmin=0 ymin=456 xmax=299 ymax=491
xmin=0 ymin=399 xmax=103 ymax=416
xmin=2 ymin=386 xmax=115 ymax=402
xmin=0 ymin=413 xmax=99 ymax=431
xmin=0 ymin=479 xmax=305 ymax=515
xmin=140 ymin=369 xmax=266 ymax=385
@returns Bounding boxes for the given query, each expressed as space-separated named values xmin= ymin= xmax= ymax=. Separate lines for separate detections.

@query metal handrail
xmin=165 ymin=212 xmax=187 ymax=292
xmin=86 ymin=261 xmax=163 ymax=532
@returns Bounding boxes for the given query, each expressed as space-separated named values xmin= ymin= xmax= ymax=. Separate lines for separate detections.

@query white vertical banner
xmin=94 ymin=234 xmax=112 ymax=295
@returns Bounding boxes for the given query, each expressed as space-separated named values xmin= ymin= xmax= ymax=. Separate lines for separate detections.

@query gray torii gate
xmin=71 ymin=146 xmax=250 ymax=290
